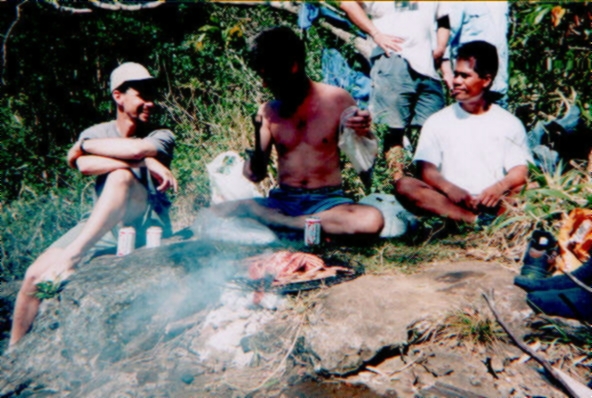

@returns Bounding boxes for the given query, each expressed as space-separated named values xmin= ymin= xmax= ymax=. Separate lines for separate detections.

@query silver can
xmin=146 ymin=226 xmax=163 ymax=248
xmin=304 ymin=217 xmax=321 ymax=246
xmin=117 ymin=227 xmax=136 ymax=256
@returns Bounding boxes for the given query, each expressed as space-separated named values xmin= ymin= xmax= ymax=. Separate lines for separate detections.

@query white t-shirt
xmin=414 ymin=103 xmax=532 ymax=196
xmin=364 ymin=1 xmax=448 ymax=80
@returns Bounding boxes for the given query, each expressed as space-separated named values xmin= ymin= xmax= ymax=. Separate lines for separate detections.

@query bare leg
xmin=395 ymin=177 xmax=477 ymax=223
xmin=9 ymin=169 xmax=148 ymax=347
xmin=212 ymin=199 xmax=383 ymax=235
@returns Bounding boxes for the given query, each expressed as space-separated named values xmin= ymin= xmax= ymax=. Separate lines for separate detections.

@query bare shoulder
xmin=313 ymin=82 xmax=355 ymax=109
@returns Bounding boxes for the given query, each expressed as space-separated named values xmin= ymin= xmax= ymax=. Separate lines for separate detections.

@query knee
xmin=394 ymin=177 xmax=416 ymax=198
xmin=368 ymin=207 xmax=385 ymax=234
xmin=104 ymin=169 xmax=137 ymax=188
xmin=358 ymin=206 xmax=385 ymax=235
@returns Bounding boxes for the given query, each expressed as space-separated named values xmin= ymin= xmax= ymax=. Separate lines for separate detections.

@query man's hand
xmin=343 ymin=108 xmax=372 ymax=137
xmin=371 ymin=31 xmax=405 ymax=56
xmin=443 ymin=184 xmax=474 ymax=209
xmin=475 ymin=182 xmax=507 ymax=209
xmin=145 ymin=157 xmax=178 ymax=193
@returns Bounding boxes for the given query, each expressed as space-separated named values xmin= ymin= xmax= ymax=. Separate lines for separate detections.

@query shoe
xmin=474 ymin=212 xmax=497 ymax=230
xmin=519 ymin=230 xmax=557 ymax=279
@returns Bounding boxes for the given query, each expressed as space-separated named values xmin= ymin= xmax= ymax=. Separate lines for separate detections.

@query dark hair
xmin=457 ymin=40 xmax=499 ymax=85
xmin=249 ymin=26 xmax=305 ymax=75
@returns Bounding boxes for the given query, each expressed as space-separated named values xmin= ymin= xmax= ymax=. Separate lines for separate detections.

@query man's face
xmin=259 ymin=62 xmax=304 ymax=101
xmin=114 ymin=83 xmax=156 ymax=123
xmin=452 ymin=57 xmax=492 ymax=104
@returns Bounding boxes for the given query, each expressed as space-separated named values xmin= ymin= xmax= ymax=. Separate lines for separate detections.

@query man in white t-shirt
xmin=440 ymin=2 xmax=509 ymax=106
xmin=395 ymin=41 xmax=532 ymax=224
xmin=340 ymin=1 xmax=450 ymax=180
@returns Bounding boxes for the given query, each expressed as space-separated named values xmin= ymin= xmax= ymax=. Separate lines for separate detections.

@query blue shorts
xmin=254 ymin=185 xmax=354 ymax=217
xmin=370 ymin=53 xmax=444 ymax=129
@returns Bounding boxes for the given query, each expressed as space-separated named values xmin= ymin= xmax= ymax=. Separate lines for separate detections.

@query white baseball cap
xmin=110 ymin=62 xmax=155 ymax=92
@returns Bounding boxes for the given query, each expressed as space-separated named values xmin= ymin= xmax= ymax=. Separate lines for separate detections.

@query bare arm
xmin=339 ymin=1 xmax=404 ymax=55
xmin=73 ymin=155 xmax=142 ymax=175
xmin=419 ymin=161 xmax=473 ymax=208
xmin=243 ymin=107 xmax=273 ymax=183
xmin=475 ymin=165 xmax=528 ymax=208
xmin=433 ymin=16 xmax=450 ymax=61
xmin=67 ymin=137 xmax=159 ymax=166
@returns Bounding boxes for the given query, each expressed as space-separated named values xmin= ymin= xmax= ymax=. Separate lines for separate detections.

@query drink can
xmin=146 ymin=226 xmax=163 ymax=248
xmin=304 ymin=217 xmax=321 ymax=246
xmin=117 ymin=227 xmax=136 ymax=256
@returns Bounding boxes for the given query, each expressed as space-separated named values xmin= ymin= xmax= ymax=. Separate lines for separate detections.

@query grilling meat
xmin=245 ymin=251 xmax=352 ymax=286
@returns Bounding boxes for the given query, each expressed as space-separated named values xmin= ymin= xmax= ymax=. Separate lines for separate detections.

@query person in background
xmin=440 ymin=1 xmax=509 ymax=107
xmin=339 ymin=1 xmax=450 ymax=181
xmin=9 ymin=62 xmax=177 ymax=347
xmin=395 ymin=41 xmax=531 ymax=225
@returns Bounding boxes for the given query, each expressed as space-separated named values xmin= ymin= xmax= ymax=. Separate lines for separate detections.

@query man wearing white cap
xmin=9 ymin=62 xmax=177 ymax=347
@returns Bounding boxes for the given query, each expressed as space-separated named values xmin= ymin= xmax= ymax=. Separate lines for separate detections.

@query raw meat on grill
xmin=245 ymin=251 xmax=352 ymax=286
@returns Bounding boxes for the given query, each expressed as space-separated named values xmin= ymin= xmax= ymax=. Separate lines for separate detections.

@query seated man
xmin=9 ymin=62 xmax=177 ymax=347
xmin=395 ymin=41 xmax=531 ymax=224
xmin=212 ymin=27 xmax=383 ymax=238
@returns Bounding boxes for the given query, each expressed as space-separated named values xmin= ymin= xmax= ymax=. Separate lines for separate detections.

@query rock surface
xmin=0 ymin=243 xmax=575 ymax=397
xmin=305 ymin=261 xmax=529 ymax=375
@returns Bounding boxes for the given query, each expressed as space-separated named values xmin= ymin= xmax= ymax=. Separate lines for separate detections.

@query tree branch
xmin=42 ymin=0 xmax=92 ymax=14
xmin=482 ymin=291 xmax=592 ymax=398
xmin=88 ymin=0 xmax=165 ymax=11
xmin=2 ymin=0 xmax=28 ymax=86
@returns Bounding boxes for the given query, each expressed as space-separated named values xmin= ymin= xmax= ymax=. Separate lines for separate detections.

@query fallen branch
xmin=482 ymin=291 xmax=592 ymax=398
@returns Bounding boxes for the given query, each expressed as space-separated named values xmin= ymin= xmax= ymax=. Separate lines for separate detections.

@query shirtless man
xmin=9 ymin=63 xmax=177 ymax=347
xmin=216 ymin=27 xmax=383 ymax=237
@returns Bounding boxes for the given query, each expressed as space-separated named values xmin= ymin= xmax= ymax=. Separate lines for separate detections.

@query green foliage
xmin=509 ymin=2 xmax=591 ymax=128
xmin=442 ymin=308 xmax=505 ymax=347
xmin=34 ymin=280 xmax=65 ymax=300
xmin=0 ymin=183 xmax=93 ymax=282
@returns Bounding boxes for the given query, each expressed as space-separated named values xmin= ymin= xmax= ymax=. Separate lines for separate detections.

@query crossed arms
xmin=67 ymin=137 xmax=178 ymax=193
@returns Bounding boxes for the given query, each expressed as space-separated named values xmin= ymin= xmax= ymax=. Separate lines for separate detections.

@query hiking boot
xmin=519 ymin=230 xmax=557 ymax=279
xmin=386 ymin=145 xmax=405 ymax=182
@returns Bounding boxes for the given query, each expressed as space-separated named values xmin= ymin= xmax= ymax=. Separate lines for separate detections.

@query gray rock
xmin=303 ymin=261 xmax=529 ymax=376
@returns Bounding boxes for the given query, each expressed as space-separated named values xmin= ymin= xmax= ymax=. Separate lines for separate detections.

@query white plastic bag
xmin=207 ymin=151 xmax=262 ymax=204
xmin=359 ymin=194 xmax=418 ymax=238
xmin=338 ymin=106 xmax=378 ymax=173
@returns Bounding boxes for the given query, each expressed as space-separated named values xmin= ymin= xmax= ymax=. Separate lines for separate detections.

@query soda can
xmin=146 ymin=226 xmax=163 ymax=248
xmin=304 ymin=217 xmax=321 ymax=246
xmin=117 ymin=227 xmax=136 ymax=256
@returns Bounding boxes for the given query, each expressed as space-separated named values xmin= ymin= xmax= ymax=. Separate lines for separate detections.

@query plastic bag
xmin=359 ymin=194 xmax=418 ymax=238
xmin=338 ymin=106 xmax=378 ymax=173
xmin=207 ymin=151 xmax=262 ymax=204
xmin=190 ymin=208 xmax=279 ymax=246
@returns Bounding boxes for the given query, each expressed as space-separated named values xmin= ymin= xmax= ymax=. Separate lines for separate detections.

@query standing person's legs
xmin=410 ymin=73 xmax=445 ymax=129
xmin=370 ymin=55 xmax=414 ymax=181
xmin=9 ymin=169 xmax=149 ymax=347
